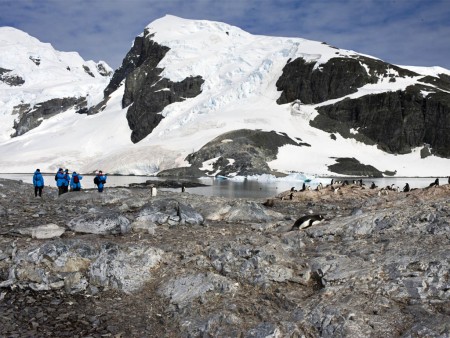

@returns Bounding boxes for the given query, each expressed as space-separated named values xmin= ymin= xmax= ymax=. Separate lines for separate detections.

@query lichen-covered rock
xmin=67 ymin=211 xmax=130 ymax=235
xmin=89 ymin=243 xmax=163 ymax=293
xmin=201 ymin=199 xmax=284 ymax=223
xmin=16 ymin=223 xmax=65 ymax=239
xmin=159 ymin=272 xmax=238 ymax=308
xmin=136 ymin=198 xmax=204 ymax=225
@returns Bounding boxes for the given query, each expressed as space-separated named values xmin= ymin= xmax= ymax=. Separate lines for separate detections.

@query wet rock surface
xmin=0 ymin=178 xmax=449 ymax=337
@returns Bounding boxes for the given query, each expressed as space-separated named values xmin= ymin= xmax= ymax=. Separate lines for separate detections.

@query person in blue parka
xmin=55 ymin=168 xmax=66 ymax=196
xmin=62 ymin=169 xmax=71 ymax=193
xmin=70 ymin=171 xmax=83 ymax=191
xmin=32 ymin=169 xmax=44 ymax=197
xmin=94 ymin=170 xmax=107 ymax=192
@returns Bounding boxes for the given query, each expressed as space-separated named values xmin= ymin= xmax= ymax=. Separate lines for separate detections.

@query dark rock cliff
xmin=104 ymin=29 xmax=204 ymax=143
xmin=12 ymin=97 xmax=87 ymax=137
xmin=104 ymin=29 xmax=170 ymax=97
xmin=276 ymin=56 xmax=417 ymax=105
xmin=125 ymin=71 xmax=204 ymax=143
xmin=314 ymin=85 xmax=450 ymax=157
xmin=276 ymin=54 xmax=450 ymax=158
xmin=0 ymin=67 xmax=25 ymax=86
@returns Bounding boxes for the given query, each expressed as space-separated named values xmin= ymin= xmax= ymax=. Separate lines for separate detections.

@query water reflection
xmin=0 ymin=173 xmax=448 ymax=199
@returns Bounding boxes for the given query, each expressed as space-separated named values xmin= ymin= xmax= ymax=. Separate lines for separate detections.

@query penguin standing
xmin=403 ymin=183 xmax=410 ymax=192
xmin=290 ymin=214 xmax=325 ymax=231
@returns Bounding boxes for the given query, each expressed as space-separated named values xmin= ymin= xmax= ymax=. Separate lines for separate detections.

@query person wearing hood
xmin=55 ymin=168 xmax=66 ymax=196
xmin=70 ymin=171 xmax=83 ymax=191
xmin=32 ymin=169 xmax=44 ymax=197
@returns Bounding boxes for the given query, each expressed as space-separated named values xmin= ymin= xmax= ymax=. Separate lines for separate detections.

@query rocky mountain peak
xmin=0 ymin=16 xmax=449 ymax=176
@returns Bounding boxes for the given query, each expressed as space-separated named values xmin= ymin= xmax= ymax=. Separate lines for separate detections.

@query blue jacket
xmin=70 ymin=174 xmax=83 ymax=190
xmin=33 ymin=171 xmax=44 ymax=187
xmin=63 ymin=173 xmax=70 ymax=186
xmin=96 ymin=174 xmax=107 ymax=189
xmin=56 ymin=171 xmax=66 ymax=187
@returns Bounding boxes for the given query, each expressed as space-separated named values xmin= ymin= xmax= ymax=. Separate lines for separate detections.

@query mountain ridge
xmin=0 ymin=16 xmax=449 ymax=176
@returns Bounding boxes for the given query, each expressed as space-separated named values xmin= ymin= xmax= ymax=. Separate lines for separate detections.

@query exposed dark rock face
xmin=12 ymin=97 xmax=87 ymax=137
xmin=160 ymin=129 xmax=309 ymax=177
xmin=125 ymin=73 xmax=204 ymax=143
xmin=82 ymin=65 xmax=95 ymax=77
xmin=29 ymin=56 xmax=41 ymax=66
xmin=327 ymin=157 xmax=383 ymax=177
xmin=104 ymin=30 xmax=170 ymax=97
xmin=276 ymin=54 xmax=450 ymax=158
xmin=276 ymin=57 xmax=417 ymax=105
xmin=96 ymin=63 xmax=112 ymax=77
xmin=0 ymin=67 xmax=25 ymax=86
xmin=419 ymin=73 xmax=450 ymax=92
xmin=315 ymin=85 xmax=450 ymax=156
xmin=103 ymin=29 xmax=204 ymax=143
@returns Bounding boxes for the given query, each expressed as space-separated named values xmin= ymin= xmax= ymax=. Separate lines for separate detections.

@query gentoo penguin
xmin=429 ymin=178 xmax=439 ymax=187
xmin=403 ymin=183 xmax=410 ymax=192
xmin=290 ymin=214 xmax=325 ymax=231
xmin=370 ymin=182 xmax=377 ymax=189
xmin=290 ymin=187 xmax=296 ymax=192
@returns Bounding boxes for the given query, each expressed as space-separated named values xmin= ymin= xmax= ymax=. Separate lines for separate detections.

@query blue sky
xmin=1 ymin=0 xmax=449 ymax=70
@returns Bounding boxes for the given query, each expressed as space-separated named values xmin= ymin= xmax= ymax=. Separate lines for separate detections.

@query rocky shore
xmin=0 ymin=178 xmax=449 ymax=337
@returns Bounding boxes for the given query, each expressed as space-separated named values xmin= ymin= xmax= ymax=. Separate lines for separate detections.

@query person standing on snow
xmin=94 ymin=170 xmax=107 ymax=193
xmin=70 ymin=171 xmax=83 ymax=191
xmin=32 ymin=169 xmax=44 ymax=197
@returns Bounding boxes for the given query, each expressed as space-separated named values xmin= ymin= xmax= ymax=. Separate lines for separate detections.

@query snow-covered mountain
xmin=1 ymin=15 xmax=449 ymax=177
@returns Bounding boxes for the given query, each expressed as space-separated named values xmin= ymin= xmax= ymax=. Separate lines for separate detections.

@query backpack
xmin=73 ymin=175 xmax=79 ymax=184
xmin=55 ymin=173 xmax=58 ymax=181
xmin=94 ymin=176 xmax=100 ymax=185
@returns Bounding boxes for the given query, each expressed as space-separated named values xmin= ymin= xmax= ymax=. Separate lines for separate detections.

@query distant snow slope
xmin=0 ymin=16 xmax=449 ymax=176
xmin=0 ymin=27 xmax=111 ymax=142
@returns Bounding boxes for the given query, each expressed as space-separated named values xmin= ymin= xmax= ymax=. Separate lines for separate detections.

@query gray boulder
xmin=202 ymin=200 xmax=284 ymax=223
xmin=0 ymin=240 xmax=163 ymax=294
xmin=89 ymin=243 xmax=163 ymax=293
xmin=67 ymin=211 xmax=130 ymax=234
xmin=16 ymin=223 xmax=66 ymax=239
xmin=136 ymin=198 xmax=204 ymax=226
xmin=159 ymin=272 xmax=238 ymax=308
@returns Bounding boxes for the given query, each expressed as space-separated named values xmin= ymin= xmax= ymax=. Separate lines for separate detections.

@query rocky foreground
xmin=0 ymin=178 xmax=449 ymax=337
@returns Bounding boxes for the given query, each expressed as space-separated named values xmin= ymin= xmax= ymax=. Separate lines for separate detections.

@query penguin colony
xmin=278 ymin=177 xmax=448 ymax=232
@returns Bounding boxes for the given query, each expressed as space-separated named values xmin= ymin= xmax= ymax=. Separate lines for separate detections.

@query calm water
xmin=0 ymin=173 xmax=447 ymax=199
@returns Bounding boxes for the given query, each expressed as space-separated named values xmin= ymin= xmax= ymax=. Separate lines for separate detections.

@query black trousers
xmin=58 ymin=186 xmax=65 ymax=196
xmin=34 ymin=186 xmax=43 ymax=197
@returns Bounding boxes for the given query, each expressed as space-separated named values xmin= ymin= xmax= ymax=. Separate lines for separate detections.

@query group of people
xmin=32 ymin=168 xmax=107 ymax=197
xmin=55 ymin=168 xmax=84 ymax=195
